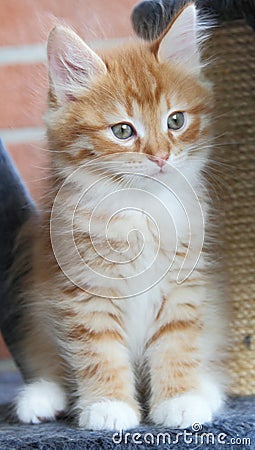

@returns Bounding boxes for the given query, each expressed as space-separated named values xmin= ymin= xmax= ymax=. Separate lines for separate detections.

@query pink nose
xmin=147 ymin=154 xmax=168 ymax=168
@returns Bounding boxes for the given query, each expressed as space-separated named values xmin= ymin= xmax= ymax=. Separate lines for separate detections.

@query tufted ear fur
xmin=156 ymin=3 xmax=204 ymax=74
xmin=47 ymin=26 xmax=107 ymax=102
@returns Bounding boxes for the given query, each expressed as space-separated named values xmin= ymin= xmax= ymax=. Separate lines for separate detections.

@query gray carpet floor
xmin=0 ymin=370 xmax=254 ymax=449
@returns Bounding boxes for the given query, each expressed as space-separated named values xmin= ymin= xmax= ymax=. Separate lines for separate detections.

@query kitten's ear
xmin=47 ymin=26 xmax=107 ymax=102
xmin=156 ymin=4 xmax=203 ymax=74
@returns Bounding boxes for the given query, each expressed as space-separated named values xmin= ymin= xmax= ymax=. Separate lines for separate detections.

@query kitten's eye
xmin=167 ymin=112 xmax=185 ymax=130
xmin=111 ymin=123 xmax=134 ymax=140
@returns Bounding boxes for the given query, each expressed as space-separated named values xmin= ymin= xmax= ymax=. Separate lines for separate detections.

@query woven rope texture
xmin=205 ymin=21 xmax=255 ymax=395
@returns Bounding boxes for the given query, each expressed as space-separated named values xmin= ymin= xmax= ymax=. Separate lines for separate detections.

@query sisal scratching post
xmin=205 ymin=21 xmax=255 ymax=395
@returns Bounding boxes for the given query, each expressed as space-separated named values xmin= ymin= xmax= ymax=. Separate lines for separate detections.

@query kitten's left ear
xmin=47 ymin=26 xmax=107 ymax=102
xmin=156 ymin=3 xmax=204 ymax=74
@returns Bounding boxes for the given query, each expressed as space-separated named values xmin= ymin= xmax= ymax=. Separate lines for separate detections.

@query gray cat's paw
xmin=16 ymin=379 xmax=67 ymax=423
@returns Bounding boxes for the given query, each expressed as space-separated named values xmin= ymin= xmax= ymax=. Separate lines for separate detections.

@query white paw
xmin=79 ymin=400 xmax=139 ymax=430
xmin=15 ymin=379 xmax=67 ymax=424
xmin=152 ymin=382 xmax=223 ymax=429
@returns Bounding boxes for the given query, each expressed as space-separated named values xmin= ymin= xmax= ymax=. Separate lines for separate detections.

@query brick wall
xmin=0 ymin=0 xmax=137 ymax=359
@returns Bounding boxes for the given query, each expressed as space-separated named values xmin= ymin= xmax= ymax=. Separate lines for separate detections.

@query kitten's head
xmin=46 ymin=3 xmax=213 ymax=190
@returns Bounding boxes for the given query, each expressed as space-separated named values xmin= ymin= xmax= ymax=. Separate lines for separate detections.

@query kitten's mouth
xmin=152 ymin=166 xmax=167 ymax=176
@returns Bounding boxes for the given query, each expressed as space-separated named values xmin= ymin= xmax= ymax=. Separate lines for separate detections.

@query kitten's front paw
xmin=79 ymin=400 xmax=139 ymax=430
xmin=15 ymin=379 xmax=67 ymax=424
xmin=151 ymin=383 xmax=223 ymax=429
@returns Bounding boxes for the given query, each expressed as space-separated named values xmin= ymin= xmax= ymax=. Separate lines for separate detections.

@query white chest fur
xmin=119 ymin=288 xmax=161 ymax=362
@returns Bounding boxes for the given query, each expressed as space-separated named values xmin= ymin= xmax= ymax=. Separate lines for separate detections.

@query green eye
xmin=167 ymin=112 xmax=185 ymax=130
xmin=111 ymin=123 xmax=134 ymax=140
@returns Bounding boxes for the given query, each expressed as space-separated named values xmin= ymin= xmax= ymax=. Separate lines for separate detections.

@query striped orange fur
xmin=12 ymin=3 xmax=227 ymax=430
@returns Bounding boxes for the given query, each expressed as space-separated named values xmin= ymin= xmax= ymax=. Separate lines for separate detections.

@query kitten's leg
xmin=14 ymin=315 xmax=68 ymax=424
xmin=147 ymin=284 xmax=224 ymax=428
xmin=65 ymin=298 xmax=140 ymax=430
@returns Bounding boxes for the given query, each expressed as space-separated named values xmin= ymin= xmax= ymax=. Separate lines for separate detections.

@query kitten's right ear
xmin=47 ymin=26 xmax=107 ymax=102
xmin=155 ymin=3 xmax=204 ymax=74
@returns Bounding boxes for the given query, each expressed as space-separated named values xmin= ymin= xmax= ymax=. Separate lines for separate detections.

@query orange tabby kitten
xmin=13 ymin=3 xmax=226 ymax=430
